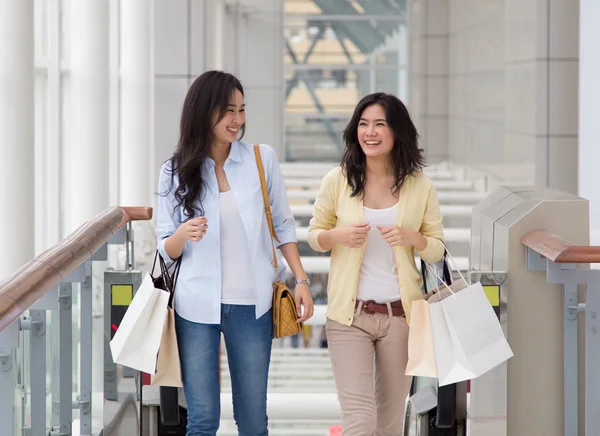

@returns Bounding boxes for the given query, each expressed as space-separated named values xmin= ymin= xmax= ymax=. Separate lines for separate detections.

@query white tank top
xmin=356 ymin=204 xmax=402 ymax=303
xmin=219 ymin=191 xmax=256 ymax=305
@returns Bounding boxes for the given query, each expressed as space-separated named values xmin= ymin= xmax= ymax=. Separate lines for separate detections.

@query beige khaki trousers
xmin=326 ymin=302 xmax=412 ymax=436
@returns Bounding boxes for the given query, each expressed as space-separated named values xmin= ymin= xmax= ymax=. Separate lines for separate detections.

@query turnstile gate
xmin=469 ymin=186 xmax=589 ymax=436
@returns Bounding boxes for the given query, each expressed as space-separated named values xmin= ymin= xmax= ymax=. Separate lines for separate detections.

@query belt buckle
xmin=362 ymin=300 xmax=376 ymax=314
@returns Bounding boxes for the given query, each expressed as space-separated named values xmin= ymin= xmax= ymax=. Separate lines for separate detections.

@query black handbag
xmin=420 ymin=249 xmax=452 ymax=294
xmin=150 ymin=251 xmax=181 ymax=308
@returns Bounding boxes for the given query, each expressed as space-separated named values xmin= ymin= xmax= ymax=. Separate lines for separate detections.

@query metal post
xmin=54 ymin=283 xmax=73 ymax=436
xmin=79 ymin=264 xmax=93 ymax=434
xmin=122 ymin=222 xmax=135 ymax=379
xmin=27 ymin=311 xmax=47 ymax=436
xmin=586 ymin=273 xmax=600 ymax=435
xmin=126 ymin=221 xmax=134 ymax=272
xmin=562 ymin=280 xmax=578 ymax=436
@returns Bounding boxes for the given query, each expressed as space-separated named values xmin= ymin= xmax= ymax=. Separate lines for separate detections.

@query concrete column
xmin=408 ymin=0 xmax=449 ymax=164
xmin=0 ymin=1 xmax=34 ymax=279
xmin=64 ymin=0 xmax=110 ymax=235
xmin=232 ymin=0 xmax=285 ymax=158
xmin=120 ymin=0 xmax=153 ymax=206
xmin=579 ymin=0 xmax=600 ymax=245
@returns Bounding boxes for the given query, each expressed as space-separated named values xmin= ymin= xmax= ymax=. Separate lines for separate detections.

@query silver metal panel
xmin=91 ymin=242 xmax=108 ymax=261
xmin=31 ymin=286 xmax=59 ymax=311
xmin=469 ymin=187 xmax=516 ymax=271
xmin=469 ymin=271 xmax=508 ymax=436
xmin=108 ymin=227 xmax=127 ymax=245
xmin=479 ymin=194 xmax=532 ymax=271
xmin=63 ymin=262 xmax=87 ymax=283
xmin=492 ymin=200 xmax=541 ymax=272
xmin=0 ymin=319 xmax=20 ymax=348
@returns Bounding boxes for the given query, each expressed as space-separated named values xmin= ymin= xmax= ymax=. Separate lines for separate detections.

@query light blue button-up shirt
xmin=156 ymin=141 xmax=297 ymax=324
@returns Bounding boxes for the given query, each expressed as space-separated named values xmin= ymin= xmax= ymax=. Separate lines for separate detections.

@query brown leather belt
xmin=356 ymin=299 xmax=405 ymax=317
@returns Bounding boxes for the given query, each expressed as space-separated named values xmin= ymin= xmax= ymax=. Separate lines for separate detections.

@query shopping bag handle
xmin=443 ymin=249 xmax=468 ymax=285
xmin=423 ymin=261 xmax=456 ymax=300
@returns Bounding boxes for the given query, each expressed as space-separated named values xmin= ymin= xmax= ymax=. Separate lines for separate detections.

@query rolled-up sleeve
xmin=156 ymin=162 xmax=180 ymax=262
xmin=264 ymin=145 xmax=297 ymax=247
xmin=307 ymin=169 xmax=338 ymax=253
xmin=416 ymin=182 xmax=446 ymax=262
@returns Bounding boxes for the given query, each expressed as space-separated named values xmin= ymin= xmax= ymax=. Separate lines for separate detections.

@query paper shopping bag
xmin=406 ymin=298 xmax=438 ymax=377
xmin=151 ymin=306 xmax=183 ymax=387
xmin=406 ymin=278 xmax=468 ymax=378
xmin=430 ymin=281 xmax=514 ymax=386
xmin=109 ymin=273 xmax=170 ymax=374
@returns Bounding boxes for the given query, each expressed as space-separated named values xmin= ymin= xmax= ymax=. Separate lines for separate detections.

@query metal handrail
xmin=521 ymin=229 xmax=600 ymax=263
xmin=0 ymin=206 xmax=152 ymax=331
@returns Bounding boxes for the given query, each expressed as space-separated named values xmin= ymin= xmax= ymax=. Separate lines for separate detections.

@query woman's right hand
xmin=332 ymin=223 xmax=371 ymax=248
xmin=176 ymin=217 xmax=208 ymax=242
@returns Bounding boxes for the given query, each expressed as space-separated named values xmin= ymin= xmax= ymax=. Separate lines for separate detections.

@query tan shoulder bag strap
xmin=254 ymin=144 xmax=281 ymax=273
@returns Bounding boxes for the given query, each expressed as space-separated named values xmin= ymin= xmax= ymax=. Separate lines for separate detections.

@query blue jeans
xmin=175 ymin=305 xmax=273 ymax=436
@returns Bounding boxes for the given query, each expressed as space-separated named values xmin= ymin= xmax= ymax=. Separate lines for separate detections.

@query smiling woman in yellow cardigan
xmin=307 ymin=92 xmax=446 ymax=435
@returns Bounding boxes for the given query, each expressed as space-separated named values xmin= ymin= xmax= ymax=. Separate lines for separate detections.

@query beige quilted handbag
xmin=254 ymin=144 xmax=303 ymax=339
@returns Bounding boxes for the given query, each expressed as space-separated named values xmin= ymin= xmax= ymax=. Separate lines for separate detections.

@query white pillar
xmin=579 ymin=0 xmax=600 ymax=245
xmin=0 ymin=1 xmax=34 ymax=279
xmin=64 ymin=0 xmax=110 ymax=235
xmin=234 ymin=1 xmax=285 ymax=157
xmin=120 ymin=0 xmax=153 ymax=206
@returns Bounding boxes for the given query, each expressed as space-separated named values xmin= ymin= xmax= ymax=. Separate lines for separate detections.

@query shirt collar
xmin=227 ymin=141 xmax=242 ymax=163
xmin=202 ymin=141 xmax=242 ymax=168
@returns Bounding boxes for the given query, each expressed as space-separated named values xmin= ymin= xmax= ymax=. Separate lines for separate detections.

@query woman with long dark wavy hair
xmin=308 ymin=92 xmax=446 ymax=435
xmin=156 ymin=70 xmax=314 ymax=436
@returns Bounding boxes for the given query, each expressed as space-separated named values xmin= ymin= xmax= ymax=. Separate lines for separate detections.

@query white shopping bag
xmin=428 ymin=256 xmax=514 ymax=386
xmin=109 ymin=273 xmax=170 ymax=374
xmin=406 ymin=277 xmax=468 ymax=378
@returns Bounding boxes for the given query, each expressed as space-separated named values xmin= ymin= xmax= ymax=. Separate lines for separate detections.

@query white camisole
xmin=356 ymin=204 xmax=402 ymax=303
xmin=219 ymin=191 xmax=256 ymax=305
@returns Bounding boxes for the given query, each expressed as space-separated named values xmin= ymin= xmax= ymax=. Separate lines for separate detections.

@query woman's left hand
xmin=377 ymin=225 xmax=426 ymax=250
xmin=294 ymin=284 xmax=314 ymax=323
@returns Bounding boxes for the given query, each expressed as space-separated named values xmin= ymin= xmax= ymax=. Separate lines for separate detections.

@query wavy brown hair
xmin=341 ymin=92 xmax=425 ymax=198
xmin=163 ymin=71 xmax=245 ymax=219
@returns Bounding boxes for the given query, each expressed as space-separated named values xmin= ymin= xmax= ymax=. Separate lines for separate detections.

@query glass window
xmin=284 ymin=0 xmax=408 ymax=161
xmin=34 ymin=0 xmax=48 ymax=58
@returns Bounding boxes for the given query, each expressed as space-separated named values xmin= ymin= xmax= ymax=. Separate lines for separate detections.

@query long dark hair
xmin=341 ymin=92 xmax=425 ymax=198
xmin=165 ymin=70 xmax=245 ymax=219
